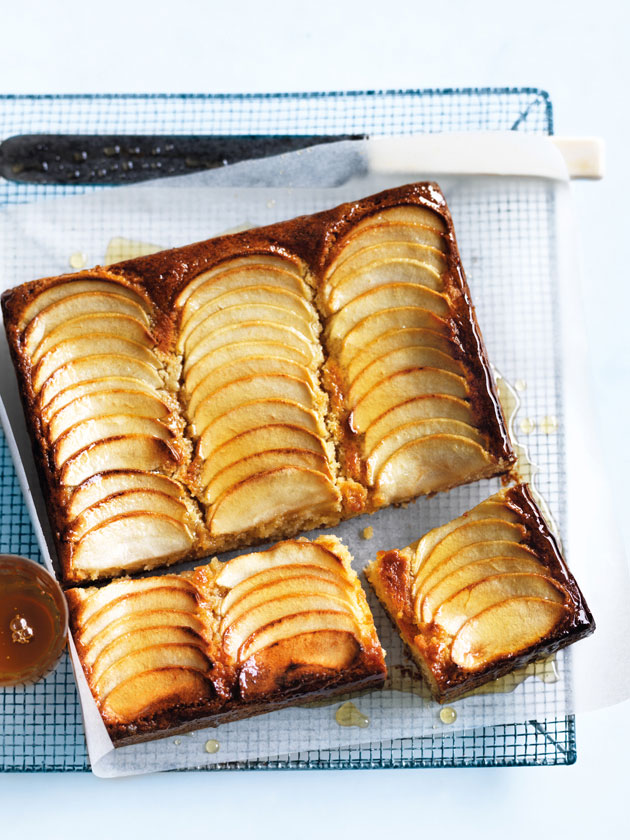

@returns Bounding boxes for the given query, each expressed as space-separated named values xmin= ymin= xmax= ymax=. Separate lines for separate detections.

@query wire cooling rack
xmin=0 ymin=88 xmax=577 ymax=771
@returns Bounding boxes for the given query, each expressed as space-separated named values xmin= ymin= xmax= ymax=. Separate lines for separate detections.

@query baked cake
xmin=65 ymin=536 xmax=386 ymax=745
xmin=365 ymin=484 xmax=594 ymax=702
xmin=2 ymin=182 xmax=514 ymax=582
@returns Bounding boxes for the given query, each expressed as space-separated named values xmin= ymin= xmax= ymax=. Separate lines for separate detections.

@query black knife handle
xmin=0 ymin=133 xmax=365 ymax=185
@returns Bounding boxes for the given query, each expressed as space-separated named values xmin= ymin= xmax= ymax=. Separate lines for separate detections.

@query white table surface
xmin=2 ymin=0 xmax=629 ymax=835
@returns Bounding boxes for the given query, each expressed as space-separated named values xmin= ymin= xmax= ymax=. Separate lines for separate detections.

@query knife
xmin=0 ymin=134 xmax=366 ymax=185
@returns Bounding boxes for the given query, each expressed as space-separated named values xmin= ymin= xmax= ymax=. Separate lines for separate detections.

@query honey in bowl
xmin=0 ymin=555 xmax=68 ymax=686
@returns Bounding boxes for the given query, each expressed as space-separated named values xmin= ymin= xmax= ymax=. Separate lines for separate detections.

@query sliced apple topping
xmin=347 ymin=328 xmax=457 ymax=383
xmin=101 ymin=669 xmax=211 ymax=723
xmin=31 ymin=313 xmax=153 ymax=366
xmin=239 ymin=611 xmax=358 ymax=664
xmin=73 ymin=513 xmax=194 ymax=572
xmin=53 ymin=415 xmax=173 ymax=469
xmin=326 ymin=223 xmax=445 ymax=273
xmin=327 ymin=258 xmax=446 ymax=311
xmin=60 ymin=436 xmax=179 ymax=486
xmin=68 ymin=471 xmax=185 ymax=520
xmin=364 ymin=396 xmax=474 ymax=454
xmin=41 ymin=377 xmax=163 ymax=425
xmin=450 ymin=598 xmax=569 ymax=670
xmin=214 ymin=540 xmax=346 ymax=589
xmin=68 ymin=489 xmax=190 ymax=539
xmin=351 ymin=368 xmax=469 ymax=433
xmin=47 ymin=391 xmax=171 ymax=443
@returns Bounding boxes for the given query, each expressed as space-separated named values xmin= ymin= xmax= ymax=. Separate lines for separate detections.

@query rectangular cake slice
xmin=66 ymin=536 xmax=387 ymax=745
xmin=365 ymin=484 xmax=594 ymax=702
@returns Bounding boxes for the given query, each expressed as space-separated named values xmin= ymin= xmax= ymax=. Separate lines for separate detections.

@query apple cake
xmin=65 ymin=536 xmax=387 ymax=745
xmin=365 ymin=484 xmax=594 ymax=702
xmin=2 ymin=182 xmax=514 ymax=583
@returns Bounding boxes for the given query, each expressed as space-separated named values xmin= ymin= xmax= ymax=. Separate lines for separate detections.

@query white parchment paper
xmin=0 ymin=134 xmax=627 ymax=776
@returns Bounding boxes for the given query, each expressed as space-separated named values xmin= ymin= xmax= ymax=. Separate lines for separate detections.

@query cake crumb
xmin=362 ymin=526 xmax=374 ymax=540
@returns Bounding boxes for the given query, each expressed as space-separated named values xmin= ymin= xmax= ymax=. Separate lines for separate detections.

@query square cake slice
xmin=66 ymin=536 xmax=387 ymax=745
xmin=365 ymin=484 xmax=594 ymax=702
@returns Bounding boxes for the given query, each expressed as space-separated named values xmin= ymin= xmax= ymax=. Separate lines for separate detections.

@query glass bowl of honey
xmin=0 ymin=555 xmax=68 ymax=687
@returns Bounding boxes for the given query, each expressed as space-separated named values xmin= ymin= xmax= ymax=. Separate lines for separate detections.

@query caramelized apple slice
xmin=101 ymin=669 xmax=211 ymax=723
xmin=24 ymin=292 xmax=150 ymax=355
xmin=450 ymin=598 xmax=569 ymax=670
xmin=364 ymin=396 xmax=474 ymax=453
xmin=192 ymin=375 xmax=317 ymax=438
xmin=48 ymin=391 xmax=170 ymax=443
xmin=68 ymin=471 xmax=185 ymax=520
xmin=18 ymin=278 xmax=145 ymax=331
xmin=187 ymin=357 xmax=315 ymax=417
xmin=366 ymin=419 xmax=484 ymax=483
xmin=31 ymin=313 xmax=153 ymax=366
xmin=38 ymin=355 xmax=164 ymax=407
xmin=54 ymin=415 xmax=173 ymax=469
xmin=349 ymin=347 xmax=465 ymax=407
xmin=60 ymin=436 xmax=178 ymax=486
xmin=209 ymin=467 xmax=340 ymax=536
xmin=374 ymin=435 xmax=495 ymax=504
xmin=184 ymin=321 xmax=319 ymax=371
xmin=196 ymin=399 xmax=322 ymax=460
xmin=339 ymin=307 xmax=451 ymax=367
xmin=348 ymin=328 xmax=457 ymax=383
xmin=351 ymin=368 xmax=469 ymax=433
xmin=73 ymin=513 xmax=193 ymax=573
xmin=328 ymin=258 xmax=446 ymax=311
xmin=41 ymin=377 xmax=163 ymax=424
xmin=421 ymin=555 xmax=548 ymax=623
xmin=175 ymin=255 xmax=304 ymax=308
xmin=215 ymin=541 xmax=345 ymax=589
xmin=220 ymin=563 xmax=344 ymax=615
xmin=33 ymin=335 xmax=160 ymax=393
xmin=336 ymin=206 xmax=446 ymax=245
xmin=69 ymin=489 xmax=189 ymax=539
xmin=326 ymin=223 xmax=445 ymax=274
xmin=95 ymin=644 xmax=209 ymax=700
xmin=202 ymin=448 xmax=329 ymax=505
xmin=239 ymin=611 xmax=358 ymax=664
xmin=199 ymin=423 xmax=327 ymax=488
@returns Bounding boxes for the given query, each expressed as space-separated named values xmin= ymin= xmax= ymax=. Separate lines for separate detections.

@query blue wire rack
xmin=0 ymin=88 xmax=576 ymax=771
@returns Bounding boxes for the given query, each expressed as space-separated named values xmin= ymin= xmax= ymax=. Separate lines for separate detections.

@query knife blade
xmin=0 ymin=133 xmax=366 ymax=185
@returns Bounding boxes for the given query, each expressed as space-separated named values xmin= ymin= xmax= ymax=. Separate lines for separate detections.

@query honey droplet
xmin=515 ymin=379 xmax=527 ymax=392
xmin=439 ymin=707 xmax=457 ymax=725
xmin=540 ymin=415 xmax=558 ymax=435
xmin=335 ymin=701 xmax=369 ymax=728
xmin=361 ymin=526 xmax=374 ymax=540
xmin=204 ymin=739 xmax=220 ymax=754
xmin=519 ymin=417 xmax=536 ymax=435
xmin=266 ymin=199 xmax=276 ymax=208
xmin=10 ymin=614 xmax=34 ymax=645
xmin=69 ymin=252 xmax=86 ymax=269
xmin=173 ymin=739 xmax=181 ymax=746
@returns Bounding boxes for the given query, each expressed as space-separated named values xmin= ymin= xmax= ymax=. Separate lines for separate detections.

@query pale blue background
xmin=1 ymin=0 xmax=629 ymax=834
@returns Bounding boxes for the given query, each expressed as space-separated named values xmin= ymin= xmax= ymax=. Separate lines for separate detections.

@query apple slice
xmin=191 ymin=375 xmax=317 ymax=438
xmin=68 ymin=471 xmax=185 ymax=520
xmin=54 ymin=415 xmax=173 ymax=469
xmin=24 ymin=292 xmax=150 ymax=356
xmin=202 ymin=448 xmax=329 ymax=505
xmin=187 ymin=356 xmax=315 ymax=418
xmin=421 ymin=555 xmax=548 ymax=623
xmin=69 ymin=489 xmax=189 ymax=539
xmin=364 ymin=396 xmax=474 ymax=454
xmin=101 ymin=669 xmax=211 ymax=723
xmin=18 ymin=278 xmax=146 ymax=331
xmin=374 ymin=435 xmax=495 ymax=504
xmin=41 ymin=377 xmax=163 ymax=424
xmin=196 ymin=399 xmax=322 ymax=460
xmin=351 ymin=368 xmax=469 ymax=433
xmin=222 ymin=593 xmax=350 ymax=661
xmin=239 ymin=611 xmax=358 ymax=664
xmin=417 ymin=539 xmax=540 ymax=602
xmin=48 ymin=390 xmax=171 ymax=443
xmin=76 ymin=575 xmax=194 ymax=624
xmin=349 ymin=346 xmax=465 ymax=407
xmin=73 ymin=513 xmax=194 ymax=573
xmin=60 ymin=436 xmax=179 ymax=486
xmin=341 ymin=206 xmax=447 ymax=240
xmin=215 ymin=541 xmax=345 ymax=589
xmin=220 ymin=563 xmax=344 ymax=616
xmin=221 ymin=574 xmax=352 ymax=634
xmin=33 ymin=335 xmax=160 ymax=393
xmin=84 ymin=610 xmax=204 ymax=666
xmin=38 ymin=355 xmax=164 ymax=408
xmin=182 ymin=303 xmax=317 ymax=357
xmin=451 ymin=598 xmax=569 ymax=670
xmin=184 ymin=321 xmax=319 ymax=371
xmin=348 ymin=328 xmax=457 ymax=383
xmin=199 ymin=423 xmax=327 ymax=488
xmin=175 ymin=254 xmax=304 ymax=308
xmin=366 ymin=419 xmax=484 ymax=483
xmin=179 ymin=265 xmax=309 ymax=326
xmin=209 ymin=467 xmax=340 ymax=536
xmin=325 ymin=223 xmax=445 ymax=273
xmin=185 ymin=340 xmax=313 ymax=394
xmin=31 ymin=313 xmax=153 ymax=366
xmin=339 ymin=307 xmax=451 ymax=368
xmin=328 ymin=284 xmax=450 ymax=345
xmin=95 ymin=643 xmax=209 ymax=700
